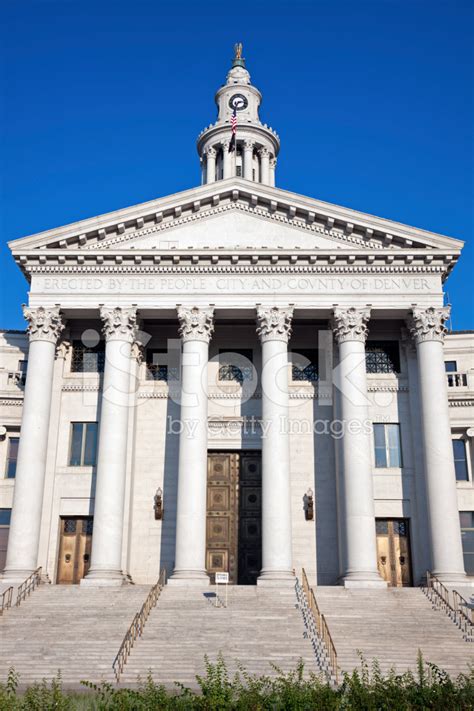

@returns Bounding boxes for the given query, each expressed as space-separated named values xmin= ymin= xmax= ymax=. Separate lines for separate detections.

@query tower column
xmin=205 ymin=147 xmax=216 ymax=184
xmin=169 ymin=306 xmax=214 ymax=585
xmin=82 ymin=306 xmax=137 ymax=586
xmin=256 ymin=306 xmax=294 ymax=585
xmin=243 ymin=140 xmax=254 ymax=180
xmin=269 ymin=157 xmax=276 ymax=187
xmin=2 ymin=307 xmax=64 ymax=581
xmin=407 ymin=307 xmax=466 ymax=584
xmin=332 ymin=307 xmax=386 ymax=588
xmin=222 ymin=140 xmax=232 ymax=179
xmin=259 ymin=147 xmax=270 ymax=185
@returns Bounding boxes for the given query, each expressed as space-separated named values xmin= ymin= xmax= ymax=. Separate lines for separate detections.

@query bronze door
xmin=206 ymin=452 xmax=262 ymax=584
xmin=376 ymin=518 xmax=412 ymax=587
xmin=238 ymin=453 xmax=262 ymax=584
xmin=57 ymin=517 xmax=93 ymax=584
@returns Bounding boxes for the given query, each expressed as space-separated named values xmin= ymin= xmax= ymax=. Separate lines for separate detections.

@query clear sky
xmin=1 ymin=0 xmax=473 ymax=330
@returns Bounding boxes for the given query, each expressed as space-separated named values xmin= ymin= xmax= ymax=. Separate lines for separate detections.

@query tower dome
xmin=197 ymin=44 xmax=280 ymax=186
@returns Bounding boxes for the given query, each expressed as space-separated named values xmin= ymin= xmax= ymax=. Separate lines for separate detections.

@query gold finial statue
xmin=234 ymin=42 xmax=243 ymax=60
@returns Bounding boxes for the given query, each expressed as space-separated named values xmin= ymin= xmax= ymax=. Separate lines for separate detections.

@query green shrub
xmin=0 ymin=653 xmax=473 ymax=710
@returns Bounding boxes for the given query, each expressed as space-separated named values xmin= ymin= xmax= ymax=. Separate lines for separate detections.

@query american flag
xmin=229 ymin=108 xmax=237 ymax=152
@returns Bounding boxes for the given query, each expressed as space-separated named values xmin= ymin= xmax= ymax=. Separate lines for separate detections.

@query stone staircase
xmin=314 ymin=586 xmax=474 ymax=677
xmin=118 ymin=584 xmax=317 ymax=687
xmin=0 ymin=584 xmax=150 ymax=688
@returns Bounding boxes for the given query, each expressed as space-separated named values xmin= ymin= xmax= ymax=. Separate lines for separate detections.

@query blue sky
xmin=1 ymin=0 xmax=473 ymax=329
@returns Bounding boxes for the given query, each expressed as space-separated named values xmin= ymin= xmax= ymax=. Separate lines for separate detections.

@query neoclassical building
xmin=1 ymin=49 xmax=473 ymax=590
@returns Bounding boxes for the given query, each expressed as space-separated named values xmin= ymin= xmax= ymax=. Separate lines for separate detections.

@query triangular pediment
xmin=9 ymin=178 xmax=464 ymax=257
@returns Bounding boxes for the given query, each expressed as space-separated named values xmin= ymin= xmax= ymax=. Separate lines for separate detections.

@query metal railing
xmin=16 ymin=567 xmax=42 ymax=607
xmin=0 ymin=586 xmax=13 ymax=615
xmin=425 ymin=571 xmax=473 ymax=641
xmin=301 ymin=568 xmax=339 ymax=683
xmin=113 ymin=568 xmax=166 ymax=682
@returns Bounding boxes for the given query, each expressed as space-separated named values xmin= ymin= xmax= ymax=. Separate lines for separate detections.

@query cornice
xmin=0 ymin=398 xmax=23 ymax=407
xmin=9 ymin=179 xmax=463 ymax=258
xmin=449 ymin=399 xmax=474 ymax=408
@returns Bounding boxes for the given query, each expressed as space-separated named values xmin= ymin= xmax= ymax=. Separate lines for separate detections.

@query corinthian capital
xmin=177 ymin=306 xmax=214 ymax=343
xmin=407 ymin=306 xmax=450 ymax=344
xmin=100 ymin=306 xmax=138 ymax=343
xmin=23 ymin=305 xmax=65 ymax=344
xmin=205 ymin=146 xmax=216 ymax=158
xmin=256 ymin=306 xmax=293 ymax=343
xmin=332 ymin=306 xmax=371 ymax=344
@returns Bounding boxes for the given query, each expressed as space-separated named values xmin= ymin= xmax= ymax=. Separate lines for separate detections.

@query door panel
xmin=206 ymin=452 xmax=262 ymax=584
xmin=57 ymin=517 xmax=93 ymax=584
xmin=376 ymin=518 xmax=412 ymax=587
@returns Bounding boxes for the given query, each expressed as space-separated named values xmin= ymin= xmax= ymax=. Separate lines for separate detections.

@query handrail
xmin=301 ymin=568 xmax=339 ymax=683
xmin=0 ymin=586 xmax=13 ymax=615
xmin=425 ymin=571 xmax=473 ymax=640
xmin=16 ymin=567 xmax=42 ymax=607
xmin=112 ymin=568 xmax=166 ymax=682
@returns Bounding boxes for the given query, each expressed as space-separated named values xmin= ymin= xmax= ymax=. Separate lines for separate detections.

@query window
xmin=218 ymin=349 xmax=253 ymax=384
xmin=5 ymin=437 xmax=19 ymax=479
xmin=445 ymin=361 xmax=457 ymax=373
xmin=453 ymin=440 xmax=469 ymax=481
xmin=0 ymin=509 xmax=11 ymax=572
xmin=366 ymin=341 xmax=400 ymax=374
xmin=291 ymin=349 xmax=318 ymax=382
xmin=374 ymin=424 xmax=402 ymax=468
xmin=69 ymin=423 xmax=98 ymax=466
xmin=236 ymin=165 xmax=242 ymax=177
xmin=460 ymin=512 xmax=474 ymax=575
xmin=18 ymin=360 xmax=28 ymax=385
xmin=146 ymin=349 xmax=168 ymax=381
xmin=71 ymin=341 xmax=105 ymax=373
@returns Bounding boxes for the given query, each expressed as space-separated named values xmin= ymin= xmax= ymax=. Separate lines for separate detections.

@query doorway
xmin=376 ymin=518 xmax=412 ymax=586
xmin=56 ymin=516 xmax=93 ymax=584
xmin=206 ymin=451 xmax=261 ymax=584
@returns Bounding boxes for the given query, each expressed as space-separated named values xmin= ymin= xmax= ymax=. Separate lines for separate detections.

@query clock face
xmin=229 ymin=93 xmax=248 ymax=111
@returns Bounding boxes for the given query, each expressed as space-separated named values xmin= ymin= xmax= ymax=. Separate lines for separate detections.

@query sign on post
xmin=215 ymin=572 xmax=229 ymax=608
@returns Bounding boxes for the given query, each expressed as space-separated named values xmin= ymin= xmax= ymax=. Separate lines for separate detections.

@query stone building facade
xmin=1 ymin=49 xmax=473 ymax=589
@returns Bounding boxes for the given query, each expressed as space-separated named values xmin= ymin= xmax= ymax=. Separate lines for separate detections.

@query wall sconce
xmin=154 ymin=487 xmax=163 ymax=520
xmin=305 ymin=488 xmax=314 ymax=521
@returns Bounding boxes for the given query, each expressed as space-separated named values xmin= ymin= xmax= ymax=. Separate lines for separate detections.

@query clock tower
xmin=197 ymin=44 xmax=280 ymax=186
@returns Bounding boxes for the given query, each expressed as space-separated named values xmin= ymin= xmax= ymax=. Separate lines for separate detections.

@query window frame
xmin=460 ymin=511 xmax=474 ymax=575
xmin=290 ymin=348 xmax=319 ymax=383
xmin=452 ymin=437 xmax=470 ymax=483
xmin=70 ymin=340 xmax=105 ymax=373
xmin=68 ymin=422 xmax=98 ymax=467
xmin=373 ymin=423 xmax=403 ymax=469
xmin=5 ymin=436 xmax=19 ymax=479
xmin=445 ymin=360 xmax=458 ymax=373
xmin=218 ymin=349 xmax=254 ymax=384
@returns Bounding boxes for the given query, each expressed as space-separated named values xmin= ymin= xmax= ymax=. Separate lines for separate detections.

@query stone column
xmin=82 ymin=307 xmax=137 ymax=586
xmin=259 ymin=147 xmax=270 ymax=185
xmin=2 ymin=306 xmax=64 ymax=581
xmin=205 ymin=147 xmax=216 ymax=184
xmin=332 ymin=307 xmax=386 ymax=588
xmin=243 ymin=140 xmax=254 ymax=180
xmin=269 ymin=157 xmax=277 ymax=187
xmin=222 ymin=140 xmax=232 ymax=179
xmin=256 ymin=306 xmax=294 ymax=585
xmin=407 ymin=306 xmax=466 ymax=584
xmin=169 ymin=306 xmax=214 ymax=585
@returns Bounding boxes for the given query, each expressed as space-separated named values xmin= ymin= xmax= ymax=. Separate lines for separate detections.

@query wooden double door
xmin=206 ymin=451 xmax=262 ymax=585
xmin=57 ymin=516 xmax=93 ymax=584
xmin=376 ymin=518 xmax=412 ymax=586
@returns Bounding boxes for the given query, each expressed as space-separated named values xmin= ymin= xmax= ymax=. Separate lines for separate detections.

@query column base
xmin=342 ymin=571 xmax=387 ymax=589
xmin=168 ymin=570 xmax=210 ymax=587
xmin=80 ymin=569 xmax=129 ymax=587
xmin=1 ymin=569 xmax=35 ymax=585
xmin=257 ymin=570 xmax=295 ymax=587
xmin=431 ymin=571 xmax=468 ymax=587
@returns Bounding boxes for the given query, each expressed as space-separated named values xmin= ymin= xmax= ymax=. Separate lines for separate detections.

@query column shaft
xmin=257 ymin=306 xmax=294 ymax=584
xmin=408 ymin=307 xmax=466 ymax=583
xmin=2 ymin=307 xmax=63 ymax=581
xmin=333 ymin=307 xmax=386 ymax=588
xmin=169 ymin=307 xmax=214 ymax=585
xmin=82 ymin=307 xmax=136 ymax=586
xmin=205 ymin=148 xmax=216 ymax=184
xmin=259 ymin=148 xmax=270 ymax=185
xmin=222 ymin=141 xmax=232 ymax=179
xmin=243 ymin=141 xmax=253 ymax=180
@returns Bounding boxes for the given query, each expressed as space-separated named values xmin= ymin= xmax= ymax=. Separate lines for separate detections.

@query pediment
xmin=9 ymin=178 xmax=464 ymax=258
